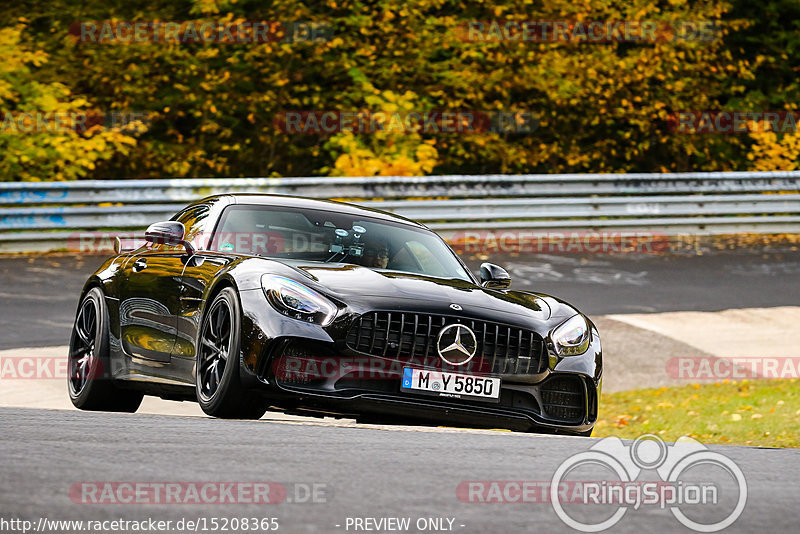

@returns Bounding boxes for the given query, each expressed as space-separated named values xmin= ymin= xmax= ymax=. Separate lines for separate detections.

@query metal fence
xmin=2 ymin=171 xmax=800 ymax=253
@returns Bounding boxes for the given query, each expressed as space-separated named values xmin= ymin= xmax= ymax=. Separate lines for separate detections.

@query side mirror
xmin=145 ymin=221 xmax=195 ymax=255
xmin=480 ymin=262 xmax=511 ymax=289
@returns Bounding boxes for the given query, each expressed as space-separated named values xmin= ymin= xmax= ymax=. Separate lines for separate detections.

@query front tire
xmin=68 ymin=287 xmax=143 ymax=412
xmin=196 ymin=288 xmax=268 ymax=419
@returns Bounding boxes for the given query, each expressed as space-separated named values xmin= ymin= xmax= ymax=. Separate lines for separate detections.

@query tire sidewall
xmin=68 ymin=287 xmax=110 ymax=405
xmin=196 ymin=288 xmax=243 ymax=413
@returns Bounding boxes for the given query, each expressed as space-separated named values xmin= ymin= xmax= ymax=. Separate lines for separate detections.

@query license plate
xmin=401 ymin=368 xmax=501 ymax=403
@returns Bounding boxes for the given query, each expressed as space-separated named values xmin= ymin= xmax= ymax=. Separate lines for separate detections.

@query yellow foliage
xmin=325 ymin=86 xmax=439 ymax=177
xmin=747 ymin=125 xmax=800 ymax=171
xmin=0 ymin=23 xmax=141 ymax=181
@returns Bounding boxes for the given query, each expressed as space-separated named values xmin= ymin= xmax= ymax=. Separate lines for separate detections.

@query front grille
xmin=541 ymin=375 xmax=586 ymax=423
xmin=345 ymin=311 xmax=546 ymax=376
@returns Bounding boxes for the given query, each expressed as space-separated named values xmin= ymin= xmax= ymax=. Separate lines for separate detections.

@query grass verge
xmin=593 ymin=379 xmax=799 ymax=448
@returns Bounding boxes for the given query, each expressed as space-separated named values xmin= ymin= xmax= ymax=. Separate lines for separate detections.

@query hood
xmin=287 ymin=262 xmax=553 ymax=323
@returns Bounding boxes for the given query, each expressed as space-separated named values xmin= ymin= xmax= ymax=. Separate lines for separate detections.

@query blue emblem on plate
xmin=402 ymin=368 xmax=412 ymax=387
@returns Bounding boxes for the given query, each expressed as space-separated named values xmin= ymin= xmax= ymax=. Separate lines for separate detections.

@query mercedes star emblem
xmin=436 ymin=324 xmax=478 ymax=366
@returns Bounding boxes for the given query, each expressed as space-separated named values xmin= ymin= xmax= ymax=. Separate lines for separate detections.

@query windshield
xmin=210 ymin=204 xmax=472 ymax=282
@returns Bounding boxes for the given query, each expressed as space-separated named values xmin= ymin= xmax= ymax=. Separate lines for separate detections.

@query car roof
xmin=197 ymin=193 xmax=426 ymax=228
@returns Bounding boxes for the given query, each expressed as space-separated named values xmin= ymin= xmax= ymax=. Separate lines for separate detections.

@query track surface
xmin=2 ymin=249 xmax=800 ymax=349
xmin=1 ymin=407 xmax=798 ymax=533
xmin=2 ymin=250 xmax=799 ymax=532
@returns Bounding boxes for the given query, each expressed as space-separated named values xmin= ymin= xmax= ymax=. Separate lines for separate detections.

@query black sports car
xmin=69 ymin=194 xmax=602 ymax=435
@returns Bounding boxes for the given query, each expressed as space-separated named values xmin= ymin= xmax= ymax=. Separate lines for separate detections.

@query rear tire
xmin=196 ymin=288 xmax=268 ymax=419
xmin=68 ymin=287 xmax=143 ymax=412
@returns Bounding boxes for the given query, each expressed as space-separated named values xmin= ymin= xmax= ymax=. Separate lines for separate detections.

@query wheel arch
xmin=202 ymin=276 xmax=239 ymax=318
xmin=76 ymin=277 xmax=107 ymax=312
xmin=76 ymin=254 xmax=129 ymax=305
xmin=80 ymin=276 xmax=104 ymax=294
xmin=195 ymin=275 xmax=242 ymax=349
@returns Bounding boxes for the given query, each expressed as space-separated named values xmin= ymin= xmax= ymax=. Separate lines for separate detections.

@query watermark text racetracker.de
xmin=0 ymin=111 xmax=150 ymax=135
xmin=456 ymin=20 xmax=721 ymax=43
xmin=449 ymin=230 xmax=670 ymax=255
xmin=69 ymin=481 xmax=329 ymax=505
xmin=273 ymin=354 xmax=499 ymax=383
xmin=273 ymin=110 xmax=537 ymax=134
xmin=458 ymin=434 xmax=747 ymax=532
xmin=669 ymin=111 xmax=800 ymax=134
xmin=0 ymin=357 xmax=70 ymax=380
xmin=458 ymin=480 xmax=716 ymax=506
xmin=64 ymin=230 xmax=670 ymax=256
xmin=667 ymin=356 xmax=800 ymax=380
xmin=68 ymin=20 xmax=332 ymax=44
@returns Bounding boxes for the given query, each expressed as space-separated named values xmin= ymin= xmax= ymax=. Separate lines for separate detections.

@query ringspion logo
xmin=550 ymin=435 xmax=746 ymax=532
xmin=459 ymin=435 xmax=747 ymax=531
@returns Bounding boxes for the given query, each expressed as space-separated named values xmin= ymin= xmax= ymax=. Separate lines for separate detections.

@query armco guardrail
xmin=1 ymin=171 xmax=800 ymax=253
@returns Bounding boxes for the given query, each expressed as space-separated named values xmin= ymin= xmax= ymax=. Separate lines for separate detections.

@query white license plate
xmin=401 ymin=368 xmax=501 ymax=403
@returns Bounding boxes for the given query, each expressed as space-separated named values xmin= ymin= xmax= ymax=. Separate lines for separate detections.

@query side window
xmin=176 ymin=205 xmax=212 ymax=250
xmin=211 ymin=206 xmax=324 ymax=256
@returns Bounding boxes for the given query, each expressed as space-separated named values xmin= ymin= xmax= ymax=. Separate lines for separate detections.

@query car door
xmin=117 ymin=202 xmax=222 ymax=364
xmin=118 ymin=245 xmax=187 ymax=363
xmin=170 ymin=202 xmax=233 ymax=365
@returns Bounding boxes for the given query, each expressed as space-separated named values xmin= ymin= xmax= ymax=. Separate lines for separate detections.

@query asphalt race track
xmin=2 ymin=249 xmax=800 ymax=349
xmin=1 ymin=249 xmax=800 ymax=532
xmin=1 ymin=408 xmax=799 ymax=533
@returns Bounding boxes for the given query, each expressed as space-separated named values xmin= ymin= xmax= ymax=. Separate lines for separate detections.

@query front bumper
xmin=237 ymin=288 xmax=602 ymax=434
xmin=257 ymin=337 xmax=599 ymax=434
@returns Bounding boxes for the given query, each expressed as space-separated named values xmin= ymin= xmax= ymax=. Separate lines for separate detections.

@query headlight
xmin=550 ymin=315 xmax=590 ymax=356
xmin=261 ymin=275 xmax=338 ymax=326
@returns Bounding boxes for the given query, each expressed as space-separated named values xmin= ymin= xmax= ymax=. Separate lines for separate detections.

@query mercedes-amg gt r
xmin=68 ymin=194 xmax=602 ymax=435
